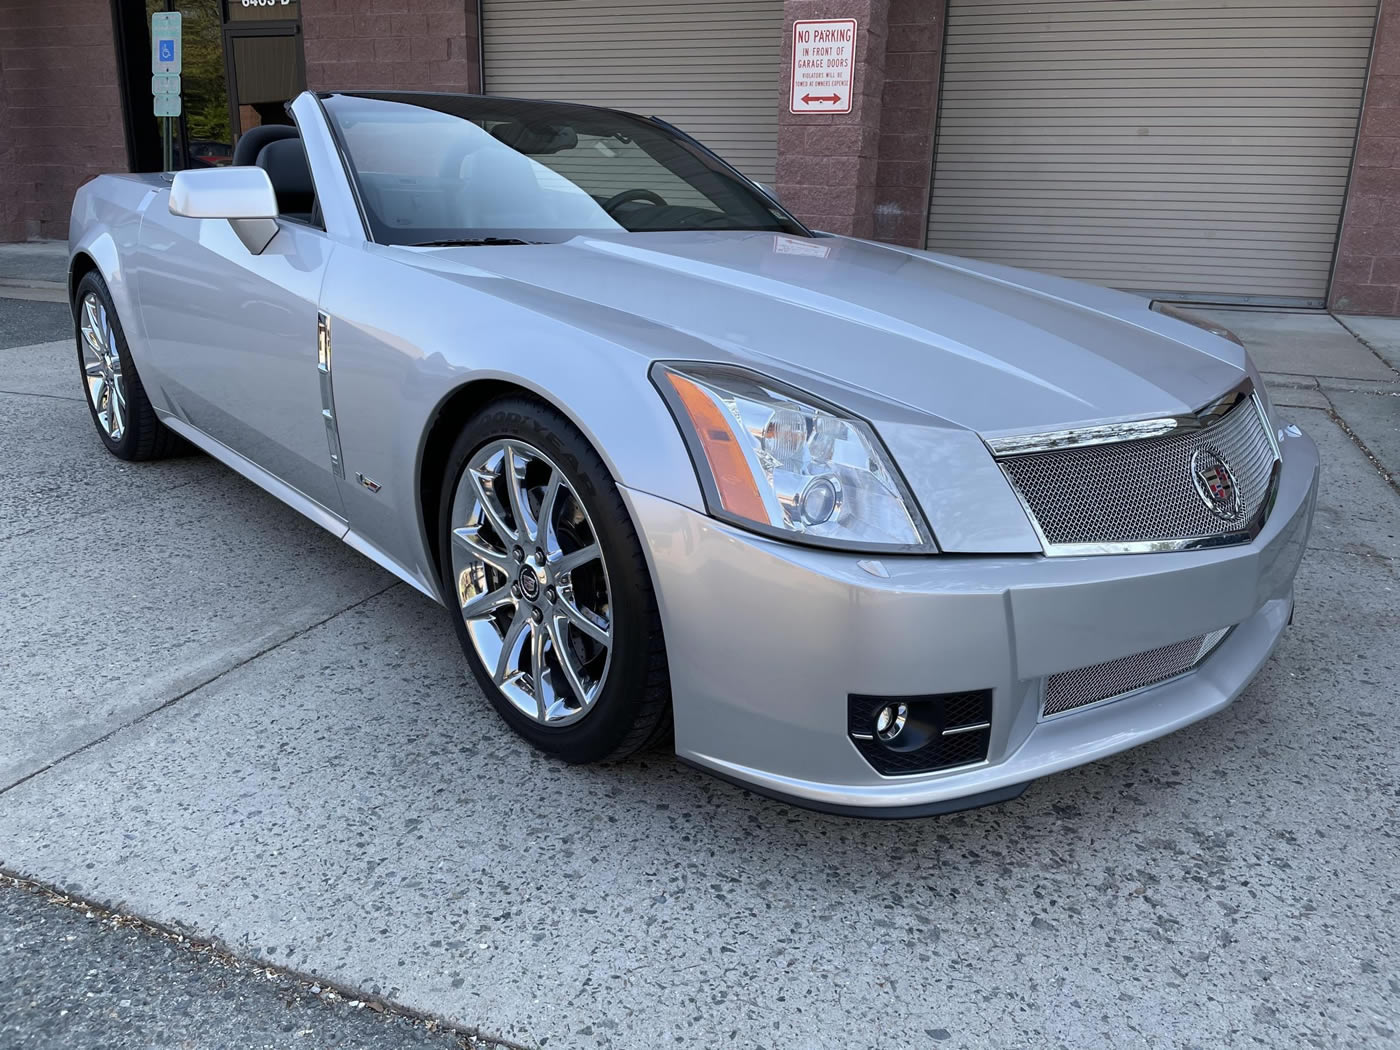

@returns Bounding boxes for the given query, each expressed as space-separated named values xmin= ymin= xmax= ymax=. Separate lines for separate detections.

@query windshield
xmin=319 ymin=92 xmax=807 ymax=246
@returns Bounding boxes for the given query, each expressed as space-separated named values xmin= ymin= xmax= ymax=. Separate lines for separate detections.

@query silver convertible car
xmin=68 ymin=90 xmax=1318 ymax=817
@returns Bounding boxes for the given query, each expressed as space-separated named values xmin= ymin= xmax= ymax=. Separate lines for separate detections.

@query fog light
xmin=875 ymin=702 xmax=907 ymax=742
xmin=847 ymin=690 xmax=994 ymax=776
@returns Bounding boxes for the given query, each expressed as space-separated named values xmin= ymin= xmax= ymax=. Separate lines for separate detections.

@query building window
xmin=116 ymin=0 xmax=304 ymax=170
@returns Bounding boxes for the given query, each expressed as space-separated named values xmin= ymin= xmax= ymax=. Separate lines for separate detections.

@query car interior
xmin=223 ymin=104 xmax=791 ymax=246
xmin=230 ymin=124 xmax=319 ymax=227
xmin=336 ymin=116 xmax=779 ymax=244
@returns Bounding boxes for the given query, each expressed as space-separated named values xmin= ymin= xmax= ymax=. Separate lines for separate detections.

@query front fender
xmin=321 ymin=245 xmax=707 ymax=599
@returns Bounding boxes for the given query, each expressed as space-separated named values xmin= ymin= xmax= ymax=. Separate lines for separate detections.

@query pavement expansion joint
xmin=0 ymin=871 xmax=517 ymax=1050
xmin=1335 ymin=317 xmax=1400 ymax=378
xmin=0 ymin=579 xmax=406 ymax=797
xmin=0 ymin=387 xmax=85 ymax=403
xmin=1317 ymin=395 xmax=1400 ymax=494
xmin=0 ymin=472 xmax=208 ymax=546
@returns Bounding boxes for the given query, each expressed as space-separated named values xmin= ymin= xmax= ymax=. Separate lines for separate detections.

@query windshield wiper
xmin=409 ymin=237 xmax=537 ymax=247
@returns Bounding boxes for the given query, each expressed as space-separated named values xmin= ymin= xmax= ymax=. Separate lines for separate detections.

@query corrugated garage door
xmin=927 ymin=0 xmax=1379 ymax=305
xmin=482 ymin=0 xmax=783 ymax=184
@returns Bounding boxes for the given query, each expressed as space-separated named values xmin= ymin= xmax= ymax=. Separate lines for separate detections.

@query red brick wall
xmin=872 ymin=0 xmax=943 ymax=246
xmin=303 ymin=0 xmax=480 ymax=94
xmin=1332 ymin=0 xmax=1400 ymax=315
xmin=0 ymin=0 xmax=128 ymax=242
xmin=775 ymin=0 xmax=888 ymax=237
xmin=0 ymin=41 xmax=15 ymax=243
xmin=775 ymin=0 xmax=944 ymax=244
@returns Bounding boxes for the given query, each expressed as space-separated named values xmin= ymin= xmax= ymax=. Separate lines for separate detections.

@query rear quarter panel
xmin=69 ymin=175 xmax=166 ymax=390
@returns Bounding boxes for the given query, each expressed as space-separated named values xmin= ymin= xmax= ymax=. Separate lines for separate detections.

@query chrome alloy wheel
xmin=78 ymin=291 xmax=126 ymax=442
xmin=449 ymin=439 xmax=614 ymax=726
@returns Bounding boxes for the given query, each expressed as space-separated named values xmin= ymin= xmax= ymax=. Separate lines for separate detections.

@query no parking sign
xmin=790 ymin=19 xmax=856 ymax=114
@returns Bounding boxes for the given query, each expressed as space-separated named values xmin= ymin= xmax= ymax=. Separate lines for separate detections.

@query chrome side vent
xmin=317 ymin=310 xmax=345 ymax=480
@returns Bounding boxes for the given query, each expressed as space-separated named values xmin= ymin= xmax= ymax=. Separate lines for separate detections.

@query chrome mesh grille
xmin=999 ymin=397 xmax=1277 ymax=549
xmin=1043 ymin=627 xmax=1232 ymax=717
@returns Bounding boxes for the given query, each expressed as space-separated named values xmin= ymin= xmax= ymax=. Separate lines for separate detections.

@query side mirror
xmin=756 ymin=182 xmax=780 ymax=203
xmin=169 ymin=166 xmax=280 ymax=254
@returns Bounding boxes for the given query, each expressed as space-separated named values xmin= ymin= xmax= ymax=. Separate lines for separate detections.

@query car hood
xmin=401 ymin=230 xmax=1246 ymax=435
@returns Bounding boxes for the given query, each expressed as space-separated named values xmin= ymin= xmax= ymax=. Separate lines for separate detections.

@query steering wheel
xmin=603 ymin=188 xmax=667 ymax=213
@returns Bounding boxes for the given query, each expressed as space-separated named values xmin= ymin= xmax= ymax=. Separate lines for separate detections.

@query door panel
xmin=133 ymin=208 xmax=345 ymax=516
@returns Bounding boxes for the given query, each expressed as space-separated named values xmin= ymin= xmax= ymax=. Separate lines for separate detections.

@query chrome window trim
xmin=309 ymin=92 xmax=375 ymax=245
xmin=288 ymin=92 xmax=370 ymax=244
xmin=990 ymin=382 xmax=1281 ymax=557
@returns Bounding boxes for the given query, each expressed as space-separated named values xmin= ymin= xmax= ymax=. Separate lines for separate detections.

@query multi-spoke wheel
xmin=451 ymin=439 xmax=613 ymax=726
xmin=439 ymin=399 xmax=671 ymax=762
xmin=72 ymin=271 xmax=179 ymax=461
xmin=79 ymin=290 xmax=126 ymax=442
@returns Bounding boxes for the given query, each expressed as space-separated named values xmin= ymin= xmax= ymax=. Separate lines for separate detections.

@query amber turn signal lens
xmin=665 ymin=372 xmax=769 ymax=524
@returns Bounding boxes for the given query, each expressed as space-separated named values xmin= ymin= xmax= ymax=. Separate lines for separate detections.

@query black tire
xmin=438 ymin=397 xmax=673 ymax=763
xmin=73 ymin=271 xmax=180 ymax=461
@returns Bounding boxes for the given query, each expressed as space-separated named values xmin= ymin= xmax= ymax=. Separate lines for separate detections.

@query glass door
xmin=141 ymin=0 xmax=234 ymax=169
xmin=223 ymin=0 xmax=305 ymax=137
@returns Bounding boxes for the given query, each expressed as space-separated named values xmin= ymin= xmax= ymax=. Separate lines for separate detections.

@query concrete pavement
xmin=1 ymin=289 xmax=1398 ymax=1048
xmin=0 ymin=365 xmax=397 ymax=787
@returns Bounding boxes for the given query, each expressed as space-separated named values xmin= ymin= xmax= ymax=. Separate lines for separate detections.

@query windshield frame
xmin=316 ymin=90 xmax=812 ymax=246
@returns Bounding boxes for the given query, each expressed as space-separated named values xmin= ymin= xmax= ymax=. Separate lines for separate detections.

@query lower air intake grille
xmin=1043 ymin=627 xmax=1232 ymax=717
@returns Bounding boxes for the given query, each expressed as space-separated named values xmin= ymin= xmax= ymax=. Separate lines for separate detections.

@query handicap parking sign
xmin=151 ymin=11 xmax=181 ymax=74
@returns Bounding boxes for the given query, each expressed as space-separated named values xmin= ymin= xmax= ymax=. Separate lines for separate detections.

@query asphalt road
xmin=0 ymin=877 xmax=481 ymax=1050
xmin=1 ymin=292 xmax=1398 ymax=1049
xmin=0 ymin=298 xmax=70 ymax=350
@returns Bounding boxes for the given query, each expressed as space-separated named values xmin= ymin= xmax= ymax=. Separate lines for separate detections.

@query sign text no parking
xmin=790 ymin=18 xmax=856 ymax=114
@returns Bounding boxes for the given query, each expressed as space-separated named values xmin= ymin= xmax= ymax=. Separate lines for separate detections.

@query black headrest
xmin=489 ymin=120 xmax=577 ymax=155
xmin=256 ymin=139 xmax=314 ymax=213
xmin=232 ymin=124 xmax=299 ymax=167
xmin=257 ymin=139 xmax=312 ymax=192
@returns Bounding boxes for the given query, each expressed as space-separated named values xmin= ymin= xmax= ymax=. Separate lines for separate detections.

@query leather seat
xmin=231 ymin=124 xmax=299 ymax=167
xmin=255 ymin=138 xmax=316 ymax=224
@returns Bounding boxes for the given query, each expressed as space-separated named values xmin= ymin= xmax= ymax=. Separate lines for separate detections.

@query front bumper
xmin=622 ymin=426 xmax=1318 ymax=816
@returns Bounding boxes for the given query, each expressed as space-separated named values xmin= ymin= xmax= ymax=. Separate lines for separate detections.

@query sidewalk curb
xmin=0 ymin=277 xmax=67 ymax=304
xmin=0 ymin=869 xmax=521 ymax=1050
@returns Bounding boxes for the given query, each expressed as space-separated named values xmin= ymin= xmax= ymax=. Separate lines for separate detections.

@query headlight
xmin=653 ymin=363 xmax=934 ymax=552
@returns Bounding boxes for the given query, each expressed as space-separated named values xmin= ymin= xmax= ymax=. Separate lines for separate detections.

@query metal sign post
xmin=151 ymin=11 xmax=183 ymax=170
